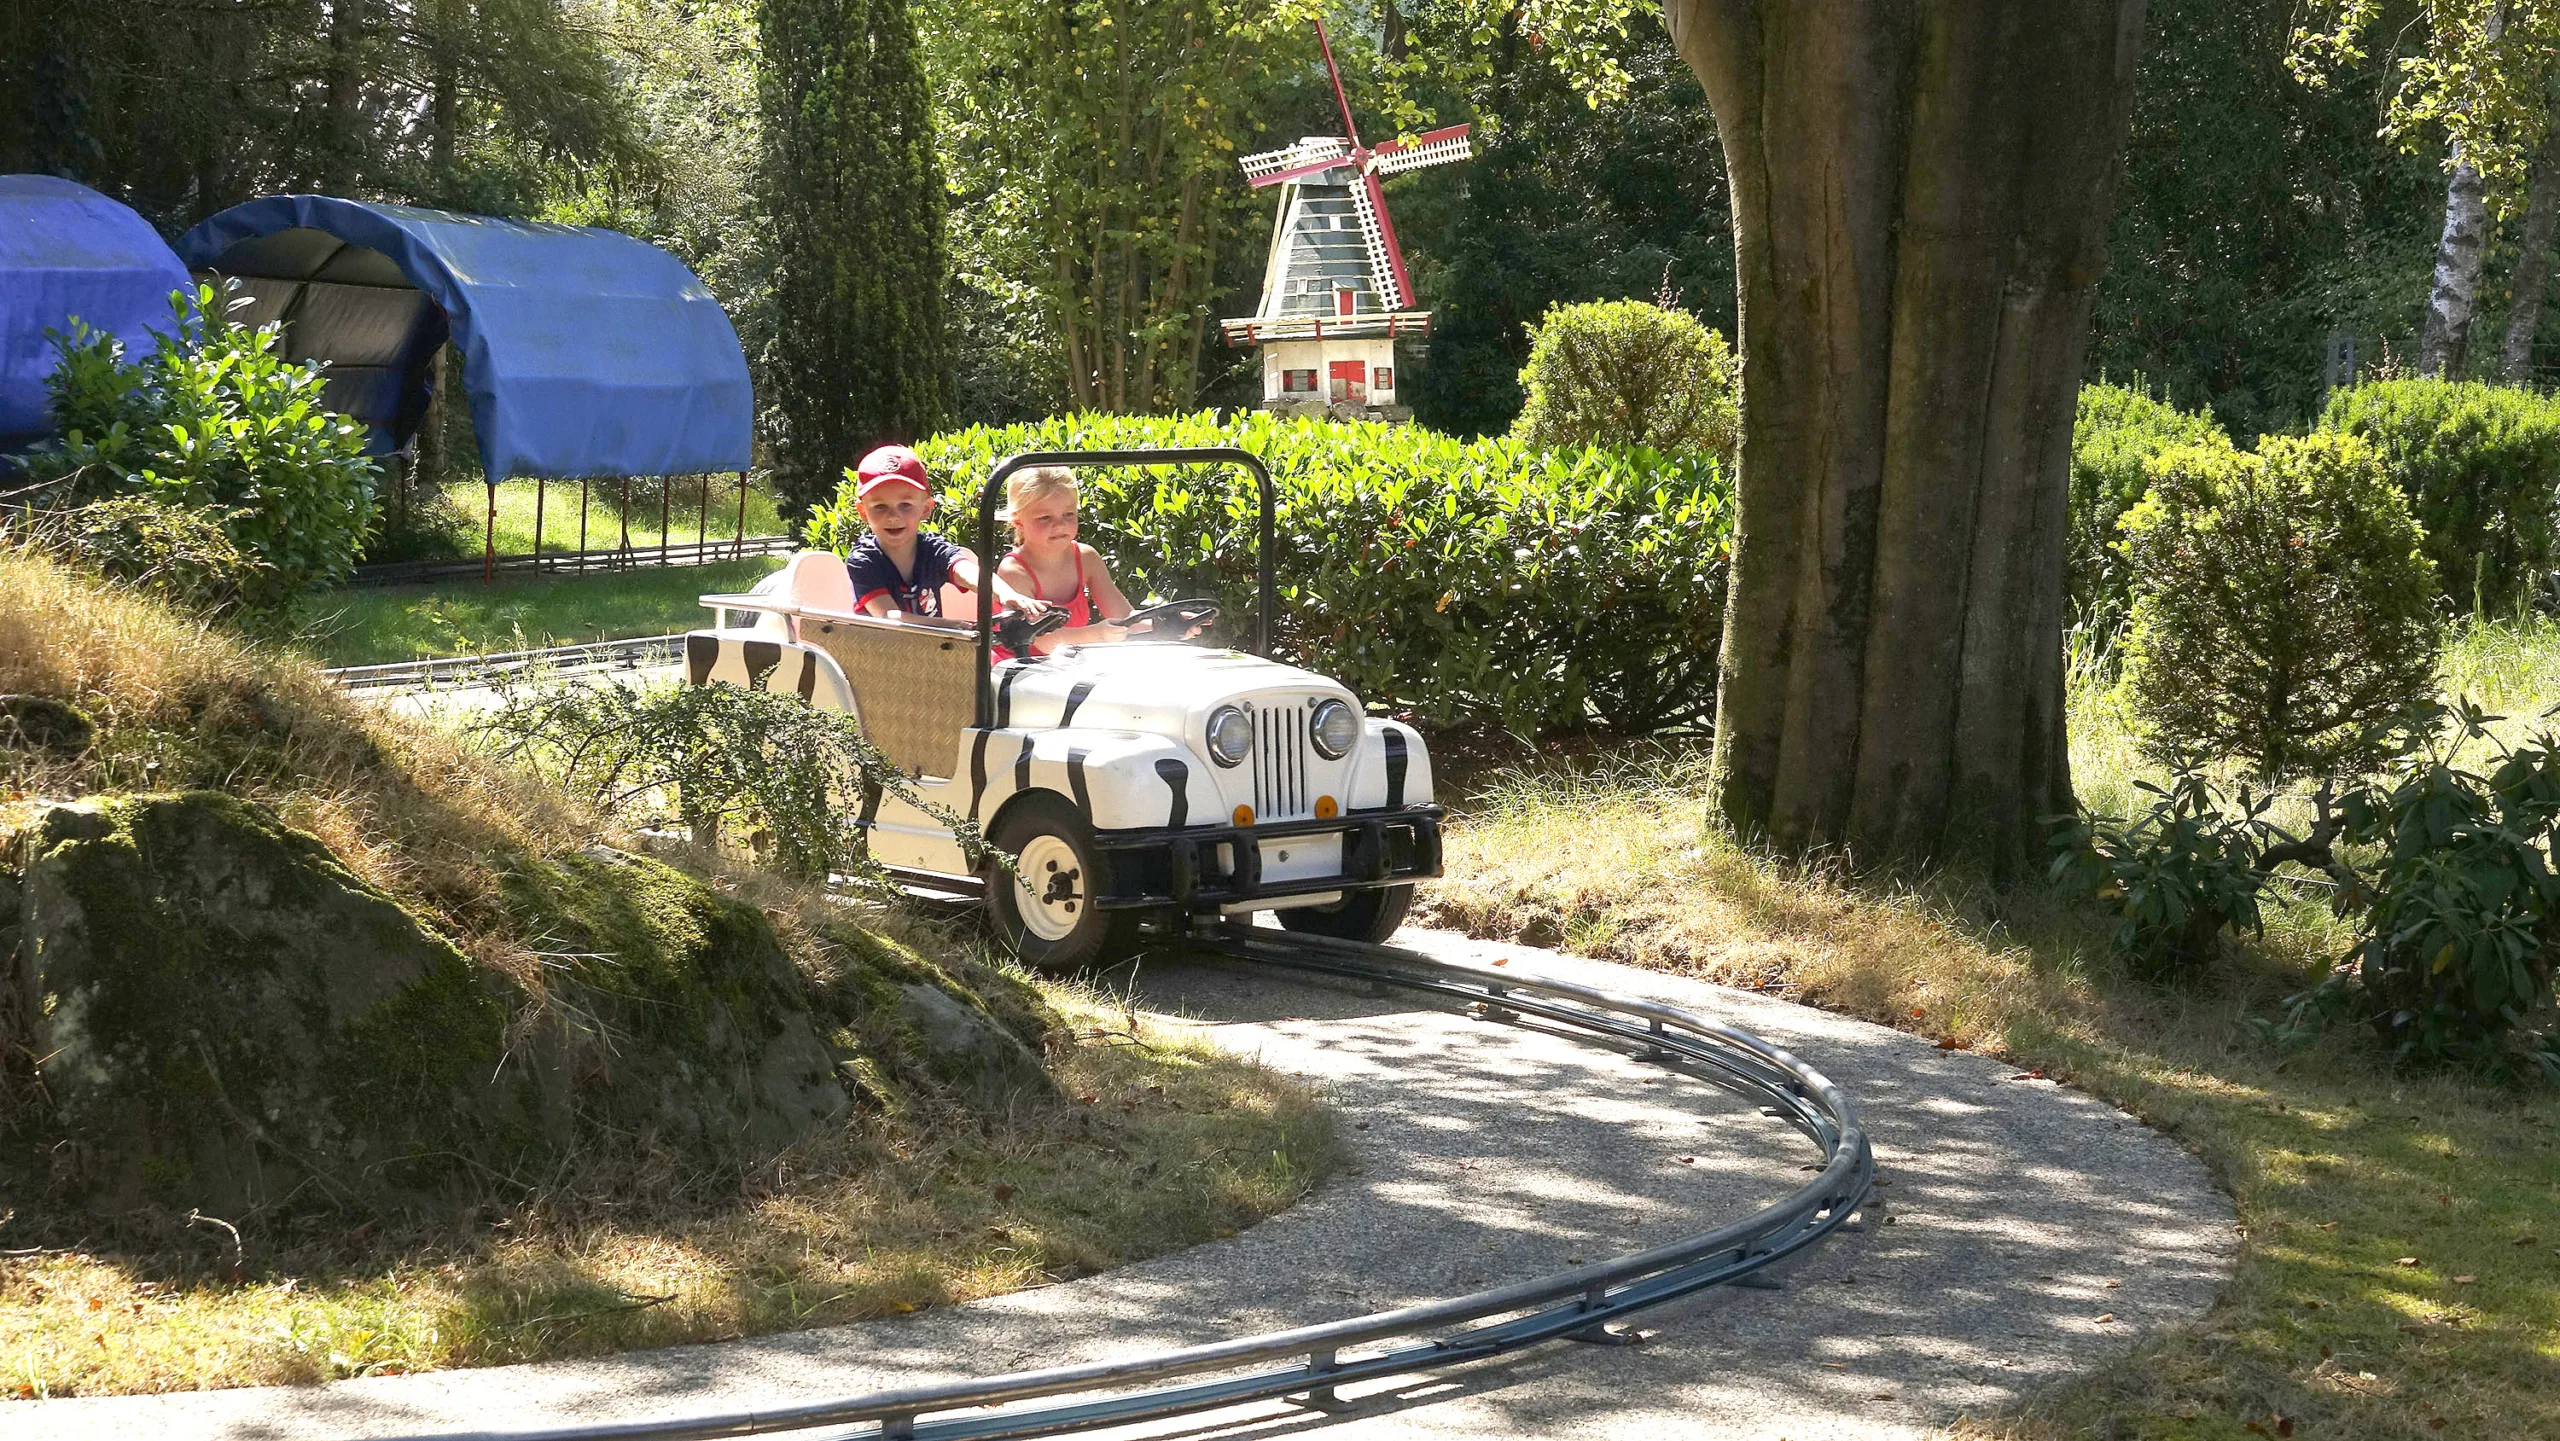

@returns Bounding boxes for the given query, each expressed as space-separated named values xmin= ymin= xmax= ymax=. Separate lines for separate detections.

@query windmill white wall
xmin=1261 ymin=337 xmax=1398 ymax=408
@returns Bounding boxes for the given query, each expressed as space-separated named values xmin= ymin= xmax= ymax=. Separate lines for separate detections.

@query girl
xmin=992 ymin=466 xmax=1138 ymax=655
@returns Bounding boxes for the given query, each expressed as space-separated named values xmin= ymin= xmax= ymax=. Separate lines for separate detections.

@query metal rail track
xmin=350 ymin=535 xmax=798 ymax=586
xmin=327 ymin=634 xmax=686 ymax=692
xmin=399 ymin=927 xmax=1874 ymax=1441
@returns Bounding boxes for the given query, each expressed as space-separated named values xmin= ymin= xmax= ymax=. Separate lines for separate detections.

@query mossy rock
xmin=7 ymin=791 xmax=550 ymax=1217
xmin=808 ymin=921 xmax=1059 ymax=1110
xmin=497 ymin=848 xmax=849 ymax=1163
xmin=3 ymin=794 xmax=1065 ymax=1227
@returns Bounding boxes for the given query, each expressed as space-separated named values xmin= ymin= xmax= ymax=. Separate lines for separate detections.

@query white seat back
xmin=783 ymin=549 xmax=854 ymax=615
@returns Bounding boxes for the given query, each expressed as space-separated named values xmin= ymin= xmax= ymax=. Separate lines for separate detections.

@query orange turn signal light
xmin=1233 ymin=804 xmax=1255 ymax=827
xmin=1314 ymin=795 xmax=1339 ymax=819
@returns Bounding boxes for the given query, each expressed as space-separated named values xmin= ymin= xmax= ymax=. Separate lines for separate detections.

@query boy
xmin=843 ymin=444 xmax=1037 ymax=620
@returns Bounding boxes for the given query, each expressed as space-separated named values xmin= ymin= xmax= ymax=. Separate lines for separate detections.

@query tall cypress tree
xmin=759 ymin=0 xmax=954 ymax=515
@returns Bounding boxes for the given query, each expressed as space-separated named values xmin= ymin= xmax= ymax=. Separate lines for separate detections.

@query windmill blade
xmin=1240 ymin=137 xmax=1351 ymax=185
xmin=1243 ymin=150 xmax=1358 ymax=189
xmin=1347 ymin=173 xmax=1412 ymax=311
xmin=1369 ymin=124 xmax=1473 ymax=176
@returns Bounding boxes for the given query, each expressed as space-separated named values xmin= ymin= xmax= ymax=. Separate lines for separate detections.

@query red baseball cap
xmin=853 ymin=444 xmax=932 ymax=499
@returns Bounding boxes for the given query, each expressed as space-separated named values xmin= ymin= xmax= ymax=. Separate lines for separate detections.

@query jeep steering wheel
xmin=1113 ymin=598 xmax=1220 ymax=642
xmin=995 ymin=605 xmax=1071 ymax=656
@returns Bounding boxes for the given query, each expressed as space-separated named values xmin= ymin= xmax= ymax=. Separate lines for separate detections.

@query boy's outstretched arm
xmin=951 ymin=550 xmax=1043 ymax=614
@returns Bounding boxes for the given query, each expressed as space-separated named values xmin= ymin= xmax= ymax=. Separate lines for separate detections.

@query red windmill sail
xmin=1229 ymin=18 xmax=1471 ymax=326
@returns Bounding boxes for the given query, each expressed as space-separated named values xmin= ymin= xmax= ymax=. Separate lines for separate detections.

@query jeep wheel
xmin=1275 ymin=883 xmax=1413 ymax=945
xmin=987 ymin=796 xmax=1141 ymax=969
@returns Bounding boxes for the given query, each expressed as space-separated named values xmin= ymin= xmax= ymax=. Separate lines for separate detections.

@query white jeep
xmin=686 ymin=447 xmax=1442 ymax=966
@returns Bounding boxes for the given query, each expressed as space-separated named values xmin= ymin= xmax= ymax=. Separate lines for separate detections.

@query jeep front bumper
xmin=1088 ymin=805 xmax=1444 ymax=911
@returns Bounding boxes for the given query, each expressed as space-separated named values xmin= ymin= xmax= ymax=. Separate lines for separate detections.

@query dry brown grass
xmin=0 ymin=983 xmax=1337 ymax=1397
xmin=1417 ymin=744 xmax=2067 ymax=1050
xmin=0 ymin=549 xmax=1342 ymax=1397
xmin=1417 ymin=732 xmax=2560 ymax=1441
xmin=0 ymin=547 xmax=591 ymax=995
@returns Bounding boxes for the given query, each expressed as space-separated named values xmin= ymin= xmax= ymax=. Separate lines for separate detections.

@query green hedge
xmin=2318 ymin=379 xmax=2560 ymax=614
xmin=2069 ymin=381 xmax=2230 ymax=633
xmin=804 ymin=411 xmax=1732 ymax=736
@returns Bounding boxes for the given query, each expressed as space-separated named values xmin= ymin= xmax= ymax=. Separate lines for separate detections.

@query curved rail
xmin=397 ymin=931 xmax=1874 ymax=1441
xmin=327 ymin=634 xmax=685 ymax=692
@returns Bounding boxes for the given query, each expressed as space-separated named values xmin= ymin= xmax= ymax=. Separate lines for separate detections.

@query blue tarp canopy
xmin=176 ymin=195 xmax=751 ymax=481
xmin=1 ymin=175 xmax=191 ymax=449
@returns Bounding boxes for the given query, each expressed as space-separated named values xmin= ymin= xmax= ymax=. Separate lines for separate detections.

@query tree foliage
xmin=0 ymin=0 xmax=642 ymax=228
xmin=919 ymin=0 xmax=1329 ymax=415
xmin=1408 ymin=9 xmax=1732 ymax=437
xmin=2120 ymin=435 xmax=2443 ymax=782
xmin=760 ymin=0 xmax=955 ymax=514
xmin=2091 ymin=0 xmax=2442 ymax=434
xmin=2293 ymin=0 xmax=2560 ymax=193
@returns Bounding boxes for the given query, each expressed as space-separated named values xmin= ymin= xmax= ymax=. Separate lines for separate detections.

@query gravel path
xmin=14 ymin=930 xmax=2235 ymax=1441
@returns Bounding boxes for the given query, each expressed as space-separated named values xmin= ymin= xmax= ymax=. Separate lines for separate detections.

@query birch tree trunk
xmin=2500 ymin=119 xmax=2560 ymax=382
xmin=2420 ymin=144 xmax=2493 ymax=378
xmin=1665 ymin=0 xmax=2146 ymax=875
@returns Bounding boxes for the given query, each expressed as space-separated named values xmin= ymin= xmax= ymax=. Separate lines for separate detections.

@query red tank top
xmin=1009 ymin=544 xmax=1092 ymax=626
xmin=992 ymin=545 xmax=1090 ymax=663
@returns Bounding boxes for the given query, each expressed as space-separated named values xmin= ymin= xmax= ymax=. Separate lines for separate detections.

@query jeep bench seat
xmin=701 ymin=550 xmax=981 ymax=779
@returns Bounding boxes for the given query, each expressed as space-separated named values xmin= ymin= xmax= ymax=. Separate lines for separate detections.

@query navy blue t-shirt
xmin=846 ymin=533 xmax=966 ymax=616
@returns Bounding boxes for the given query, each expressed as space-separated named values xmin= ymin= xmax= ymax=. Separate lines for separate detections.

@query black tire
xmin=1274 ymin=883 xmax=1414 ymax=944
xmin=985 ymin=795 xmax=1142 ymax=970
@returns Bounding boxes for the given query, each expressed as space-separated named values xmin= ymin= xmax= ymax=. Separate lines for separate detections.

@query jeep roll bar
xmin=973 ymin=447 xmax=1277 ymax=730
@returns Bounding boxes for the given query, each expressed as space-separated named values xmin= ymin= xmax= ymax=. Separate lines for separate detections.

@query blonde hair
xmin=1003 ymin=466 xmax=1078 ymax=536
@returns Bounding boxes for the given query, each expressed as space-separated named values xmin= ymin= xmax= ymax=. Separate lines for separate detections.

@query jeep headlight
xmin=1310 ymin=698 xmax=1359 ymax=759
xmin=1207 ymin=705 xmax=1253 ymax=767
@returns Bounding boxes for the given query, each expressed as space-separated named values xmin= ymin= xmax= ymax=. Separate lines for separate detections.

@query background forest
xmin=3 ymin=0 xmax=2537 ymax=448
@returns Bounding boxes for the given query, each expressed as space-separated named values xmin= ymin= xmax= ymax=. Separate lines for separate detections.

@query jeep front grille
xmin=1251 ymin=700 xmax=1312 ymax=821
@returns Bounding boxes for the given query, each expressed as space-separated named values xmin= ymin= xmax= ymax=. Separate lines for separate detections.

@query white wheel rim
xmin=1011 ymin=833 xmax=1088 ymax=942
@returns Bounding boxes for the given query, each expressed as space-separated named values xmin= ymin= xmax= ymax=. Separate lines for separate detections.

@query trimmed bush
xmin=2068 ymin=381 xmax=2229 ymax=631
xmin=17 ymin=285 xmax=378 ymax=609
xmin=2120 ymin=434 xmax=2442 ymax=781
xmin=2318 ymin=379 xmax=2560 ymax=614
xmin=804 ymin=411 xmax=1732 ymax=736
xmin=1510 ymin=299 xmax=1738 ymax=460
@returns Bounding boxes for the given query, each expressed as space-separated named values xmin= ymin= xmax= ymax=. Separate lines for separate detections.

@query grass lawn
xmin=296 ymin=555 xmax=787 ymax=667
xmin=1417 ymin=621 xmax=2560 ymax=1441
xmin=373 ymin=476 xmax=791 ymax=564
xmin=0 ymin=975 xmax=1336 ymax=1396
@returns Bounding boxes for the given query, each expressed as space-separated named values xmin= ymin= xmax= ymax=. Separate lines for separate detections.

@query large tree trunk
xmin=2420 ymin=143 xmax=2492 ymax=378
xmin=2500 ymin=119 xmax=2560 ymax=382
xmin=1665 ymin=0 xmax=2145 ymax=875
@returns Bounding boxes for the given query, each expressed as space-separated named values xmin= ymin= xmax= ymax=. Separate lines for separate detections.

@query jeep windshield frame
xmin=973 ymin=447 xmax=1278 ymax=730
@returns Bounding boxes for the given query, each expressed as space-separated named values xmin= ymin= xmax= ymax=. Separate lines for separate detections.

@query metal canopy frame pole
xmin=618 ymin=477 xmax=633 ymax=568
xmin=975 ymin=447 xmax=1274 ymax=730
xmin=697 ymin=475 xmax=709 ymax=554
xmin=532 ymin=477 xmax=545 ymax=572
xmin=481 ymin=483 xmax=496 ymax=584
xmin=733 ymin=471 xmax=748 ymax=559
xmin=578 ymin=477 xmax=590 ymax=564
xmin=658 ymin=477 xmax=671 ymax=565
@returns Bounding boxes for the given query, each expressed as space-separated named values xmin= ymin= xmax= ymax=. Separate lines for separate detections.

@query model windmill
xmin=1220 ymin=18 xmax=1470 ymax=416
